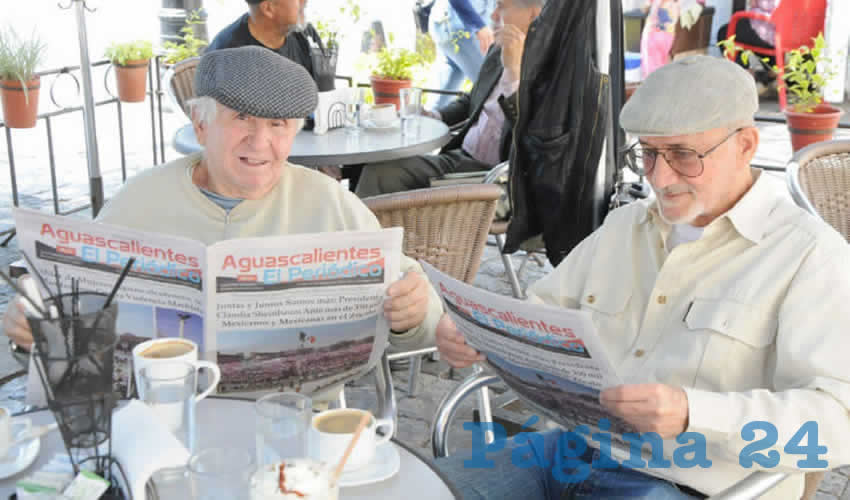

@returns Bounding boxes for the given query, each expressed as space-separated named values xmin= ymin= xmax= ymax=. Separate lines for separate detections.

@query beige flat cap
xmin=620 ymin=55 xmax=758 ymax=137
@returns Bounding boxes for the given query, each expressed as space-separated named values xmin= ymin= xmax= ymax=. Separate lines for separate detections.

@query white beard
xmin=654 ymin=186 xmax=705 ymax=225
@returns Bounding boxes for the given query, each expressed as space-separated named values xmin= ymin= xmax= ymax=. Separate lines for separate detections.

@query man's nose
xmin=247 ymin=123 xmax=272 ymax=149
xmin=648 ymin=154 xmax=679 ymax=190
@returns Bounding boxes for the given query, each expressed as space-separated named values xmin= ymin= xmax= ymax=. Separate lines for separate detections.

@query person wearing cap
xmin=432 ymin=55 xmax=850 ymax=499
xmin=207 ymin=0 xmax=332 ymax=91
xmin=2 ymin=46 xmax=443 ymax=404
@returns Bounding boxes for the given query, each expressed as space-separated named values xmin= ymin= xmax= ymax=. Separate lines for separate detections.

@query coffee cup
xmin=0 ymin=407 xmax=30 ymax=462
xmin=368 ymin=103 xmax=397 ymax=127
xmin=131 ymin=338 xmax=220 ymax=401
xmin=309 ymin=408 xmax=393 ymax=473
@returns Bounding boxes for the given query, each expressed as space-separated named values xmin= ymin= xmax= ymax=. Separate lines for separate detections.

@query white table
xmin=175 ymin=117 xmax=452 ymax=167
xmin=0 ymin=397 xmax=459 ymax=500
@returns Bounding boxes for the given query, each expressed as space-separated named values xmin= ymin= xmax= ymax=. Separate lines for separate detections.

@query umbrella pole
xmin=68 ymin=0 xmax=104 ymax=217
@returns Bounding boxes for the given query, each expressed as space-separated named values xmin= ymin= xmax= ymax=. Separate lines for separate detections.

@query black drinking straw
xmin=103 ymin=257 xmax=136 ymax=310
xmin=53 ymin=265 xmax=65 ymax=319
xmin=0 ymin=269 xmax=47 ymax=318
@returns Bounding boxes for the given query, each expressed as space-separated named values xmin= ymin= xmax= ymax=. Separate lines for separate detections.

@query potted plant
xmin=368 ymin=39 xmax=428 ymax=110
xmin=162 ymin=10 xmax=208 ymax=67
xmin=776 ymin=34 xmax=842 ymax=152
xmin=105 ymin=40 xmax=153 ymax=103
xmin=720 ymin=34 xmax=842 ymax=152
xmin=0 ymin=28 xmax=46 ymax=128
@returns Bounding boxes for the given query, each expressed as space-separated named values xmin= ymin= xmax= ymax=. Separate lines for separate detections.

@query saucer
xmin=338 ymin=442 xmax=400 ymax=488
xmin=0 ymin=436 xmax=40 ymax=479
xmin=362 ymin=119 xmax=400 ymax=130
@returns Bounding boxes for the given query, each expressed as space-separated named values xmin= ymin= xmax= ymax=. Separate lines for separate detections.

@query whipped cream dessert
xmin=250 ymin=459 xmax=338 ymax=500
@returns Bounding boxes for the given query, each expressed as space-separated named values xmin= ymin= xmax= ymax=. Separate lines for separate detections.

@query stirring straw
xmin=332 ymin=412 xmax=373 ymax=483
xmin=103 ymin=257 xmax=136 ymax=310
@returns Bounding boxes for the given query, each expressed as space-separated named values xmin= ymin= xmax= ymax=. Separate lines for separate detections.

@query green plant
xmin=314 ymin=0 xmax=361 ymax=51
xmin=370 ymin=33 xmax=429 ymax=81
xmin=162 ymin=10 xmax=208 ymax=65
xmin=449 ymin=29 xmax=471 ymax=53
xmin=718 ymin=33 xmax=835 ymax=113
xmin=0 ymin=27 xmax=46 ymax=83
xmin=104 ymin=40 xmax=153 ymax=66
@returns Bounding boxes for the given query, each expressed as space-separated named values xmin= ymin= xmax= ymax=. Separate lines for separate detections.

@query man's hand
xmin=476 ymin=26 xmax=494 ymax=55
xmin=384 ymin=272 xmax=429 ymax=332
xmin=600 ymin=383 xmax=689 ymax=438
xmin=2 ymin=298 xmax=34 ymax=350
xmin=495 ymin=24 xmax=526 ymax=84
xmin=435 ymin=314 xmax=485 ymax=368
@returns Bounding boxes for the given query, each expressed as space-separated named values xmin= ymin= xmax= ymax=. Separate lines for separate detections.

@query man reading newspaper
xmin=434 ymin=56 xmax=850 ymax=499
xmin=2 ymin=46 xmax=442 ymax=405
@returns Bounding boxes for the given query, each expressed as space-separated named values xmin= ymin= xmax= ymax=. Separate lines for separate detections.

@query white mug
xmin=131 ymin=338 xmax=220 ymax=401
xmin=0 ymin=407 xmax=30 ymax=462
xmin=309 ymin=408 xmax=394 ymax=473
xmin=369 ymin=104 xmax=397 ymax=126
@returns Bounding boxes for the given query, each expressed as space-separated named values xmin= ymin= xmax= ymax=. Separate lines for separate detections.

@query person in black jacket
xmin=354 ymin=0 xmax=546 ymax=198
xmin=207 ymin=0 xmax=332 ymax=92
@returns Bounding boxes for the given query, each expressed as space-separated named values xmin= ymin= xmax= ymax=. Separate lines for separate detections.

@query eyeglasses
xmin=622 ymin=128 xmax=743 ymax=178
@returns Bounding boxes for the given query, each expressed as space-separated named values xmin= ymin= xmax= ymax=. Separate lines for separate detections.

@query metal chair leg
xmin=431 ymin=370 xmax=501 ymax=458
xmin=408 ymin=355 xmax=423 ymax=397
xmin=495 ymin=233 xmax=524 ymax=299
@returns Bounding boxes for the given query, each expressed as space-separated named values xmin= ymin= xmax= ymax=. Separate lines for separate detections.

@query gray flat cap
xmin=620 ymin=55 xmax=758 ymax=137
xmin=195 ymin=46 xmax=318 ymax=119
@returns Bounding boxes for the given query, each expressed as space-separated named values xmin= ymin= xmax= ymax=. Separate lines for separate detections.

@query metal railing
xmin=0 ymin=57 xmax=169 ymax=242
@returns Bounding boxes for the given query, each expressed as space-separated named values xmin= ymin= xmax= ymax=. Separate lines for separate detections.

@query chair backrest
xmin=770 ymin=0 xmax=826 ymax=50
xmin=164 ymin=57 xmax=201 ymax=119
xmin=363 ymin=184 xmax=502 ymax=284
xmin=786 ymin=139 xmax=850 ymax=242
xmin=670 ymin=6 xmax=715 ymax=60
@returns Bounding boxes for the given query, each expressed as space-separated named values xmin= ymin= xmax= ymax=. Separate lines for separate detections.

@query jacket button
xmin=634 ymin=349 xmax=646 ymax=358
xmin=587 ymin=295 xmax=596 ymax=304
xmin=657 ymin=295 xmax=667 ymax=305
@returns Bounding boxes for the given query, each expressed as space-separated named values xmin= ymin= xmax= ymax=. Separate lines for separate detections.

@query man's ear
xmin=738 ymin=126 xmax=759 ymax=166
xmin=192 ymin=111 xmax=207 ymax=147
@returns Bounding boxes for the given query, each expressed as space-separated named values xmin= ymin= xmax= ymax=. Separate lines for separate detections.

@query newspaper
xmin=14 ymin=208 xmax=401 ymax=398
xmin=421 ymin=261 xmax=639 ymax=440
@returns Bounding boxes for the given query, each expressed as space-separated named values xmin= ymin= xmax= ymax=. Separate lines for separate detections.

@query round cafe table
xmin=0 ymin=397 xmax=460 ymax=500
xmin=174 ymin=117 xmax=452 ymax=167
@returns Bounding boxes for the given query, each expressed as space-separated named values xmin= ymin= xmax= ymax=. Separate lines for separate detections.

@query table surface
xmin=0 ymin=397 xmax=459 ymax=500
xmin=174 ymin=117 xmax=451 ymax=167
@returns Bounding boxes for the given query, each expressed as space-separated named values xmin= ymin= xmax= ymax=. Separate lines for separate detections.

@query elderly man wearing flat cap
xmin=432 ymin=55 xmax=850 ymax=499
xmin=2 ymin=46 xmax=442 ymax=404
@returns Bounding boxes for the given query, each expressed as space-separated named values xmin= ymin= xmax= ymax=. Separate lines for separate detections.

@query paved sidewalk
xmin=1 ymin=101 xmax=850 ymax=497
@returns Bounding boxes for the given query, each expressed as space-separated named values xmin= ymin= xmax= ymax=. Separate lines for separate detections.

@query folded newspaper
xmin=421 ymin=260 xmax=639 ymax=439
xmin=14 ymin=208 xmax=401 ymax=398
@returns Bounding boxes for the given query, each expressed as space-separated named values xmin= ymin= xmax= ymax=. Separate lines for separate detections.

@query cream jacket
xmin=97 ymin=153 xmax=443 ymax=402
xmin=528 ymin=169 xmax=850 ymax=499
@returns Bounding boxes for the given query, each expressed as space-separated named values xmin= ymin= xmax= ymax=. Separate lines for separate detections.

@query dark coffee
xmin=140 ymin=341 xmax=193 ymax=359
xmin=314 ymin=411 xmax=371 ymax=434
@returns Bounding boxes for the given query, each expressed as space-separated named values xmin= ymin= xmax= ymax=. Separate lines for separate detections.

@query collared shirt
xmin=527 ymin=169 xmax=850 ymax=499
xmin=461 ymin=73 xmax=519 ymax=166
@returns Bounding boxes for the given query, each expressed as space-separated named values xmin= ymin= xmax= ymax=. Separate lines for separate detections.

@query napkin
xmin=313 ymin=88 xmax=354 ymax=135
xmin=111 ymin=400 xmax=190 ymax=500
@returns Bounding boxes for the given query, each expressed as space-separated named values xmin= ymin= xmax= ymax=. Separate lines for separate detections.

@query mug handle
xmin=374 ymin=417 xmax=394 ymax=446
xmin=192 ymin=361 xmax=221 ymax=402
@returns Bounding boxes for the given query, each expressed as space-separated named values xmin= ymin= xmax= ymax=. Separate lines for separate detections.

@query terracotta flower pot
xmin=113 ymin=59 xmax=150 ymax=103
xmin=785 ymin=103 xmax=844 ymax=152
xmin=369 ymin=76 xmax=412 ymax=111
xmin=1 ymin=77 xmax=40 ymax=129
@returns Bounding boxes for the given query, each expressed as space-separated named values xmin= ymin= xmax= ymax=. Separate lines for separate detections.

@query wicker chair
xmin=786 ymin=139 xmax=850 ymax=242
xmin=161 ymin=57 xmax=201 ymax=154
xmin=363 ymin=184 xmax=502 ymax=397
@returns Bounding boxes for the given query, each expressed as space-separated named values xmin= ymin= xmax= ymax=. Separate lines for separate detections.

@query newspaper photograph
xmin=13 ymin=208 xmax=400 ymax=398
xmin=420 ymin=260 xmax=637 ymax=437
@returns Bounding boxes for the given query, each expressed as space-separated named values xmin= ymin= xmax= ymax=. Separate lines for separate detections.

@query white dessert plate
xmin=0 ymin=435 xmax=40 ymax=479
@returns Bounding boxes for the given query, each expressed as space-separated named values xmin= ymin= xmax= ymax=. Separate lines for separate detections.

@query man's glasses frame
xmin=621 ymin=128 xmax=743 ymax=178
